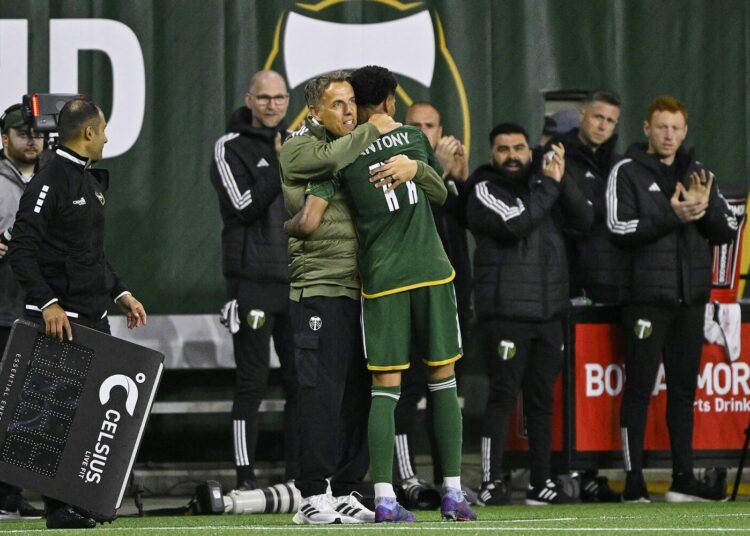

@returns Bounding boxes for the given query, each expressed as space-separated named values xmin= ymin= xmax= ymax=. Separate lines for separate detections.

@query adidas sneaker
xmin=525 ymin=479 xmax=576 ymax=505
xmin=292 ymin=493 xmax=342 ymax=525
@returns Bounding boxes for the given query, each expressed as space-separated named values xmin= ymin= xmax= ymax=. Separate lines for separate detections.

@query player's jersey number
xmin=370 ymin=161 xmax=419 ymax=213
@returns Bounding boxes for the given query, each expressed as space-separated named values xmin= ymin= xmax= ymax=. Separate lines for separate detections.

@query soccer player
xmin=341 ymin=66 xmax=475 ymax=522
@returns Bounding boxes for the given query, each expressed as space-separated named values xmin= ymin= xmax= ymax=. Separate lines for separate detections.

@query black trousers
xmin=23 ymin=312 xmax=110 ymax=513
xmin=229 ymin=280 xmax=300 ymax=484
xmin=291 ymin=295 xmax=371 ymax=498
xmin=620 ymin=303 xmax=704 ymax=475
xmin=481 ymin=318 xmax=563 ymax=487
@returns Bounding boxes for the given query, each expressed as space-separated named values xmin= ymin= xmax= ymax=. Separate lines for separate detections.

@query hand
xmin=671 ymin=182 xmax=708 ymax=223
xmin=117 ymin=294 xmax=148 ymax=329
xmin=42 ymin=303 xmax=72 ymax=341
xmin=368 ymin=113 xmax=401 ymax=135
xmin=0 ymin=242 xmax=7 ymax=260
xmin=682 ymin=169 xmax=713 ymax=205
xmin=542 ymin=143 xmax=565 ymax=182
xmin=274 ymin=132 xmax=283 ymax=159
xmin=435 ymin=136 xmax=469 ymax=182
xmin=369 ymin=155 xmax=418 ymax=193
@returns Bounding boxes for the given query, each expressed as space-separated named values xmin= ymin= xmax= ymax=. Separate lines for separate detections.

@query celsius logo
xmin=99 ymin=372 xmax=145 ymax=416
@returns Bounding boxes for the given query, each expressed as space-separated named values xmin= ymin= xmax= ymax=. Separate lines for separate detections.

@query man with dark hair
xmin=9 ymin=98 xmax=147 ymax=529
xmin=545 ymin=89 xmax=624 ymax=502
xmin=0 ymin=104 xmax=45 ymax=520
xmin=335 ymin=65 xmax=475 ymax=523
xmin=607 ymin=95 xmax=736 ymax=502
xmin=210 ymin=69 xmax=300 ymax=491
xmin=280 ymin=70 xmax=401 ymax=525
xmin=468 ymin=122 xmax=592 ymax=506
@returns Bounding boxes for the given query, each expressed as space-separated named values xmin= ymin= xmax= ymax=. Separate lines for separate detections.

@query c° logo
xmin=98 ymin=373 xmax=145 ymax=416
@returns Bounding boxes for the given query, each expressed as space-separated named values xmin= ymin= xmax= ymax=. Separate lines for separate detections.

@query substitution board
xmin=0 ymin=319 xmax=163 ymax=517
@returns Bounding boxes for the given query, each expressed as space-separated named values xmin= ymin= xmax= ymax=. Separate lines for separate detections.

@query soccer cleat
xmin=292 ymin=493 xmax=342 ymax=525
xmin=622 ymin=471 xmax=651 ymax=503
xmin=665 ymin=472 xmax=726 ymax=503
xmin=45 ymin=506 xmax=96 ymax=529
xmin=399 ymin=477 xmax=441 ymax=510
xmin=374 ymin=496 xmax=415 ymax=523
xmin=580 ymin=475 xmax=621 ymax=503
xmin=333 ymin=492 xmax=375 ymax=523
xmin=441 ymin=487 xmax=477 ymax=521
xmin=0 ymin=494 xmax=43 ymax=519
xmin=525 ymin=479 xmax=576 ymax=505
xmin=477 ymin=480 xmax=511 ymax=506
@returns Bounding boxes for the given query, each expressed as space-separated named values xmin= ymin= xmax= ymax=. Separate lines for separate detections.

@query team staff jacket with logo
xmin=548 ymin=129 xmax=628 ymax=304
xmin=210 ymin=107 xmax=290 ymax=289
xmin=606 ymin=143 xmax=737 ymax=305
xmin=8 ymin=146 xmax=129 ymax=321
xmin=0 ymin=156 xmax=28 ymax=326
xmin=467 ymin=165 xmax=593 ymax=322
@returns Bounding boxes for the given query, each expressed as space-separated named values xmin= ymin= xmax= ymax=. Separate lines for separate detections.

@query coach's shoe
xmin=46 ymin=505 xmax=96 ymax=529
xmin=399 ymin=477 xmax=441 ymax=510
xmin=292 ymin=493 xmax=342 ymax=525
xmin=622 ymin=471 xmax=651 ymax=503
xmin=580 ymin=475 xmax=621 ymax=503
xmin=374 ymin=496 xmax=415 ymax=523
xmin=525 ymin=479 xmax=576 ymax=505
xmin=333 ymin=492 xmax=375 ymax=523
xmin=665 ymin=472 xmax=726 ymax=503
xmin=441 ymin=487 xmax=477 ymax=521
xmin=478 ymin=479 xmax=511 ymax=506
xmin=0 ymin=493 xmax=43 ymax=519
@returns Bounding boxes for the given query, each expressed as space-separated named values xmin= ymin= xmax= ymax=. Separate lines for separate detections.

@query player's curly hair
xmin=350 ymin=66 xmax=397 ymax=108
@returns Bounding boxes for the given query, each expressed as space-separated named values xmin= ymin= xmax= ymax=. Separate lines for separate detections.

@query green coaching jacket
xmin=280 ymin=116 xmax=447 ymax=302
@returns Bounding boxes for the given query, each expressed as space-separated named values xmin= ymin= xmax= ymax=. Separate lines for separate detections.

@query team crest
xmin=96 ymin=191 xmax=105 ymax=205
xmin=309 ymin=316 xmax=322 ymax=331
xmin=497 ymin=340 xmax=516 ymax=361
xmin=634 ymin=319 xmax=653 ymax=339
xmin=247 ymin=309 xmax=266 ymax=330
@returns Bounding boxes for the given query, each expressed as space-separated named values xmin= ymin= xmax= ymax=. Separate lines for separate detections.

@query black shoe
xmin=478 ymin=480 xmax=511 ymax=506
xmin=665 ymin=472 xmax=726 ymax=502
xmin=581 ymin=476 xmax=621 ymax=503
xmin=397 ymin=477 xmax=441 ymax=510
xmin=237 ymin=479 xmax=257 ymax=491
xmin=525 ymin=479 xmax=576 ymax=505
xmin=45 ymin=506 xmax=96 ymax=529
xmin=0 ymin=493 xmax=43 ymax=519
xmin=622 ymin=471 xmax=650 ymax=503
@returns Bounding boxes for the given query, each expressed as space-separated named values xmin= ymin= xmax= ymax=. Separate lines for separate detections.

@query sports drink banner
xmin=0 ymin=321 xmax=164 ymax=517
xmin=1 ymin=0 xmax=748 ymax=314
xmin=575 ymin=323 xmax=750 ymax=452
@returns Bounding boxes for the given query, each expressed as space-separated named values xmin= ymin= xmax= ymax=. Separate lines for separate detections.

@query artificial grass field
xmin=1 ymin=502 xmax=749 ymax=535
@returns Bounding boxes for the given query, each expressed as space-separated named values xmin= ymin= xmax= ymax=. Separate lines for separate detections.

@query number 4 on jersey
xmin=369 ymin=161 xmax=418 ymax=212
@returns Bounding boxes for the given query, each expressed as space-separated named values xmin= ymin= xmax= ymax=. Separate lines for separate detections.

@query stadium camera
xmin=192 ymin=480 xmax=301 ymax=515
xmin=21 ymin=93 xmax=86 ymax=133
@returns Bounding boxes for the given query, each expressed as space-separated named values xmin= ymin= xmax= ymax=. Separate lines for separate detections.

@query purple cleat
xmin=374 ymin=497 xmax=416 ymax=523
xmin=441 ymin=487 xmax=477 ymax=522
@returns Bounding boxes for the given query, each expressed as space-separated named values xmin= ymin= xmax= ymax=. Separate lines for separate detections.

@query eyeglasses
xmin=251 ymin=94 xmax=289 ymax=105
xmin=13 ymin=129 xmax=44 ymax=140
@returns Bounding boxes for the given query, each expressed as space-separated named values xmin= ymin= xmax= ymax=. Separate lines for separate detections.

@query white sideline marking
xmin=3 ymin=527 xmax=750 ymax=533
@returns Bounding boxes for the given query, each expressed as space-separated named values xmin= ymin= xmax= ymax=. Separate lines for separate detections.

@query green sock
xmin=429 ymin=374 xmax=462 ymax=479
xmin=368 ymin=385 xmax=401 ymax=484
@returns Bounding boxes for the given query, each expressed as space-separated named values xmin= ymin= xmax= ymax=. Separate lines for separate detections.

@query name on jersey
xmin=361 ymin=132 xmax=411 ymax=156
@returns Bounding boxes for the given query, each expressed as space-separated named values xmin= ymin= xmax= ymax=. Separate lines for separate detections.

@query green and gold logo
xmin=247 ymin=309 xmax=266 ymax=330
xmin=634 ymin=319 xmax=653 ymax=339
xmin=497 ymin=340 xmax=516 ymax=361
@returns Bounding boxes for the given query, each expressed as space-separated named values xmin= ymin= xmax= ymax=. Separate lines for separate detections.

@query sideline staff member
xmin=9 ymin=98 xmax=147 ymax=529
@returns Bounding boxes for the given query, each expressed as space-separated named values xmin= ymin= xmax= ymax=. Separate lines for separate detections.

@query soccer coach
xmin=9 ymin=97 xmax=147 ymax=529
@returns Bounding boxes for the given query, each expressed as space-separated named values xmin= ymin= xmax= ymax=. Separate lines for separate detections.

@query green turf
xmin=2 ymin=502 xmax=750 ymax=535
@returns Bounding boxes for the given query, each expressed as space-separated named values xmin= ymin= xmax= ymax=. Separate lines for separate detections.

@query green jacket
xmin=280 ymin=116 xmax=447 ymax=301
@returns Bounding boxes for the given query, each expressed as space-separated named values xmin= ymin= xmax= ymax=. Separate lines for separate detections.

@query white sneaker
xmin=292 ymin=493 xmax=342 ymax=525
xmin=333 ymin=492 xmax=375 ymax=523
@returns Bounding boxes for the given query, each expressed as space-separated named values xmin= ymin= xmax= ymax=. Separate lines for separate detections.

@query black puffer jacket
xmin=548 ymin=129 xmax=629 ymax=303
xmin=467 ymin=165 xmax=593 ymax=321
xmin=210 ymin=107 xmax=289 ymax=285
xmin=606 ymin=143 xmax=737 ymax=305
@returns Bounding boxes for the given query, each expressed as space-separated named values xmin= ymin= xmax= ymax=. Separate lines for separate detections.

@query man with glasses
xmin=210 ymin=70 xmax=300 ymax=490
xmin=0 ymin=104 xmax=45 ymax=521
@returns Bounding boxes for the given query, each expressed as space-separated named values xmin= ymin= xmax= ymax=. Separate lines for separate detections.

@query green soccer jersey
xmin=336 ymin=125 xmax=454 ymax=298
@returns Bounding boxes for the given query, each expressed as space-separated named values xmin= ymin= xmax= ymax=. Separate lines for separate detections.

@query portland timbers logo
xmin=309 ymin=316 xmax=322 ymax=331
xmin=247 ymin=309 xmax=266 ymax=330
xmin=634 ymin=319 xmax=653 ymax=339
xmin=497 ymin=340 xmax=516 ymax=361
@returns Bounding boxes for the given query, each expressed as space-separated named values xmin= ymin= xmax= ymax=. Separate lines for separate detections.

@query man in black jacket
xmin=467 ymin=123 xmax=592 ymax=505
xmin=606 ymin=95 xmax=736 ymax=502
xmin=9 ymin=98 xmax=147 ymax=529
xmin=210 ymin=70 xmax=299 ymax=490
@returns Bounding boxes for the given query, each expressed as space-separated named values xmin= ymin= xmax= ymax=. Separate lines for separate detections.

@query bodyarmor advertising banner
xmin=0 ymin=320 xmax=163 ymax=517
